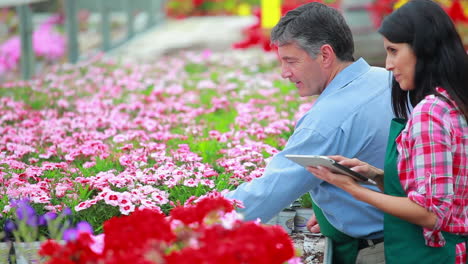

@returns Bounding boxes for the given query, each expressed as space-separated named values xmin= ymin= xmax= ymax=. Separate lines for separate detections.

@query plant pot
xmin=265 ymin=214 xmax=278 ymax=225
xmin=0 ymin=242 xmax=12 ymax=263
xmin=294 ymin=208 xmax=314 ymax=233
xmin=277 ymin=209 xmax=296 ymax=234
xmin=13 ymin=241 xmax=44 ymax=264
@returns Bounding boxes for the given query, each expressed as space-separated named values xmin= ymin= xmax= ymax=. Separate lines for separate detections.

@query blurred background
xmin=0 ymin=0 xmax=467 ymax=81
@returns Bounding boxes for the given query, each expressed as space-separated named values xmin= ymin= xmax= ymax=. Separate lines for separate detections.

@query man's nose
xmin=281 ymin=66 xmax=292 ymax=79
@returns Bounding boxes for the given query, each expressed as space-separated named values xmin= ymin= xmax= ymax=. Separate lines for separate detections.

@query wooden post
xmin=154 ymin=0 xmax=164 ymax=22
xmin=16 ymin=4 xmax=34 ymax=79
xmin=65 ymin=0 xmax=79 ymax=63
xmin=100 ymin=0 xmax=111 ymax=51
xmin=125 ymin=0 xmax=134 ymax=40
xmin=147 ymin=0 xmax=155 ymax=28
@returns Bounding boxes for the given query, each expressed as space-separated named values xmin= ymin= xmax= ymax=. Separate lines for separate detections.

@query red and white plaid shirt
xmin=396 ymin=87 xmax=468 ymax=263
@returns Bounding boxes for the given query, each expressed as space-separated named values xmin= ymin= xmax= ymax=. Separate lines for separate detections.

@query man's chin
xmin=298 ymin=91 xmax=316 ymax=97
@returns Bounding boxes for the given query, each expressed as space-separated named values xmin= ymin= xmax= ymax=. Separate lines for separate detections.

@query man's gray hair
xmin=271 ymin=2 xmax=355 ymax=61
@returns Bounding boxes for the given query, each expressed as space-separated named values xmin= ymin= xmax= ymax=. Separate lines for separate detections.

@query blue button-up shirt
xmin=225 ymin=58 xmax=394 ymax=239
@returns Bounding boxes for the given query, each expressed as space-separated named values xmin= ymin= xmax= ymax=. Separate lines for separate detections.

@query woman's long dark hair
xmin=378 ymin=0 xmax=468 ymax=120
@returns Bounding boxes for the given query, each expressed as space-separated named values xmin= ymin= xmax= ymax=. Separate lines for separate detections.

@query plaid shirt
xmin=396 ymin=87 xmax=468 ymax=263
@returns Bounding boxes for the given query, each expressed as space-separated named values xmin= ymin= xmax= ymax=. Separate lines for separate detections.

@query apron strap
xmin=312 ymin=201 xmax=359 ymax=264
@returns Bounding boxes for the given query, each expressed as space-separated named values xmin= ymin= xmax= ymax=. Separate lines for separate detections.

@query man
xmin=225 ymin=2 xmax=393 ymax=264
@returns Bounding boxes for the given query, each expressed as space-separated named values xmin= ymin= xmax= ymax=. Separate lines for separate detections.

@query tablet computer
xmin=285 ymin=154 xmax=376 ymax=185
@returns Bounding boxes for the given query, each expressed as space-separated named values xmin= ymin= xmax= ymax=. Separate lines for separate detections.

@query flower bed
xmin=40 ymin=195 xmax=301 ymax=263
xmin=0 ymin=49 xmax=313 ymax=237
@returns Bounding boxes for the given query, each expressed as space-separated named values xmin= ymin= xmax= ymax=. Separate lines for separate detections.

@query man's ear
xmin=320 ymin=44 xmax=336 ymax=68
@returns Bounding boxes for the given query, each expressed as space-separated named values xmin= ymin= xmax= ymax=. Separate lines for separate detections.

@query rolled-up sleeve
xmin=397 ymin=100 xmax=454 ymax=247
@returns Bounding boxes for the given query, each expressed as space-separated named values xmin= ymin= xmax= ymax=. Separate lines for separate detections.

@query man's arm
xmin=225 ymin=128 xmax=337 ymax=223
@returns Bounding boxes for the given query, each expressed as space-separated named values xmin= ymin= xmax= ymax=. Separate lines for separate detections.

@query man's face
xmin=278 ymin=43 xmax=326 ymax=97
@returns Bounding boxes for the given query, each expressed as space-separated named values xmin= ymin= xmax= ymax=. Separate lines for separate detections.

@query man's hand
xmin=306 ymin=214 xmax=321 ymax=233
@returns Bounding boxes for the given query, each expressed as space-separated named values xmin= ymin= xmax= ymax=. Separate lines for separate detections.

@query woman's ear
xmin=320 ymin=44 xmax=336 ymax=68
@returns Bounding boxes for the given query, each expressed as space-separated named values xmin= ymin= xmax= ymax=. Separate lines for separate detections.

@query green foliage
xmin=299 ymin=193 xmax=313 ymax=208
xmin=0 ymin=86 xmax=51 ymax=110
xmin=189 ymin=139 xmax=224 ymax=165
xmin=214 ymin=173 xmax=237 ymax=191
xmin=274 ymin=79 xmax=296 ymax=95
xmin=197 ymin=109 xmax=236 ymax=133
xmin=41 ymin=169 xmax=64 ymax=180
xmin=73 ymin=201 xmax=121 ymax=234
xmin=0 ymin=195 xmax=10 ymax=235
xmin=262 ymin=137 xmax=283 ymax=152
xmin=198 ymin=88 xmax=218 ymax=106
xmin=76 ymin=156 xmax=124 ymax=178
xmin=162 ymin=184 xmax=211 ymax=209
xmin=141 ymin=84 xmax=154 ymax=96
xmin=185 ymin=63 xmax=208 ymax=75
xmin=76 ymin=184 xmax=95 ymax=201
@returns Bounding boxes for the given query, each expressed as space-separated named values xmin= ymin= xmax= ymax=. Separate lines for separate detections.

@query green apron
xmin=312 ymin=200 xmax=360 ymax=264
xmin=384 ymin=118 xmax=468 ymax=264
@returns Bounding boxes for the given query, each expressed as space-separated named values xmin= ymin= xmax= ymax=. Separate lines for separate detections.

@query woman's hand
xmin=328 ymin=156 xmax=385 ymax=190
xmin=328 ymin=155 xmax=383 ymax=180
xmin=306 ymin=155 xmax=385 ymax=192
xmin=306 ymin=165 xmax=360 ymax=192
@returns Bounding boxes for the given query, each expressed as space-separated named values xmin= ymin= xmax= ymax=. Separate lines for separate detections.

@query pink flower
xmin=151 ymin=192 xmax=169 ymax=205
xmin=90 ymin=234 xmax=105 ymax=254
xmin=119 ymin=155 xmax=133 ymax=167
xmin=183 ymin=178 xmax=199 ymax=187
xmin=202 ymin=168 xmax=218 ymax=178
xmin=118 ymin=194 xmax=132 ymax=206
xmin=113 ymin=134 xmax=127 ymax=143
xmin=200 ymin=179 xmax=215 ymax=188
xmin=75 ymin=201 xmax=92 ymax=211
xmin=83 ymin=161 xmax=96 ymax=168
xmin=57 ymin=99 xmax=69 ymax=108
xmin=104 ymin=193 xmax=120 ymax=207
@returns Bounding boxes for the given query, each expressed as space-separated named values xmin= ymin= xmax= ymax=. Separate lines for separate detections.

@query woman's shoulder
xmin=412 ymin=87 xmax=455 ymax=117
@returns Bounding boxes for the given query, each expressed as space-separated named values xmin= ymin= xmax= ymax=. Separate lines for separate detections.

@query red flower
xmin=41 ymin=197 xmax=297 ymax=264
xmin=446 ymin=0 xmax=468 ymax=23
xmin=193 ymin=0 xmax=204 ymax=8
xmin=367 ymin=0 xmax=396 ymax=28
xmin=170 ymin=196 xmax=234 ymax=225
xmin=40 ymin=233 xmax=101 ymax=264
xmin=166 ymin=222 xmax=295 ymax=264
xmin=39 ymin=240 xmax=63 ymax=256
xmin=101 ymin=208 xmax=175 ymax=263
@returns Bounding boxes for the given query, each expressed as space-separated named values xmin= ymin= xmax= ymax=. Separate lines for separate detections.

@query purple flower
xmin=14 ymin=200 xmax=39 ymax=226
xmin=62 ymin=228 xmax=78 ymax=241
xmin=4 ymin=220 xmax=16 ymax=233
xmin=37 ymin=215 xmax=47 ymax=226
xmin=62 ymin=221 xmax=93 ymax=241
xmin=61 ymin=208 xmax=72 ymax=216
xmin=43 ymin=212 xmax=58 ymax=222
xmin=76 ymin=222 xmax=93 ymax=234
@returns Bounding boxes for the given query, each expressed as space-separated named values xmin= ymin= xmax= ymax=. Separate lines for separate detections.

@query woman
xmin=307 ymin=0 xmax=468 ymax=263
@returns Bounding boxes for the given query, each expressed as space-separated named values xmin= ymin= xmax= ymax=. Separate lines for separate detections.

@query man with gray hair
xmin=225 ymin=2 xmax=392 ymax=264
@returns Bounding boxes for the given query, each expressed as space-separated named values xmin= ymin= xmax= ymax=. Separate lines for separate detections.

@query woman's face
xmin=383 ymin=37 xmax=417 ymax=91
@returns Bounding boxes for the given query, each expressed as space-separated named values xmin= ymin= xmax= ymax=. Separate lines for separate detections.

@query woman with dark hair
xmin=306 ymin=0 xmax=468 ymax=263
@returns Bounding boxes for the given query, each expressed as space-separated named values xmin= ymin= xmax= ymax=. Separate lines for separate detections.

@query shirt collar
xmin=318 ymin=58 xmax=371 ymax=100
